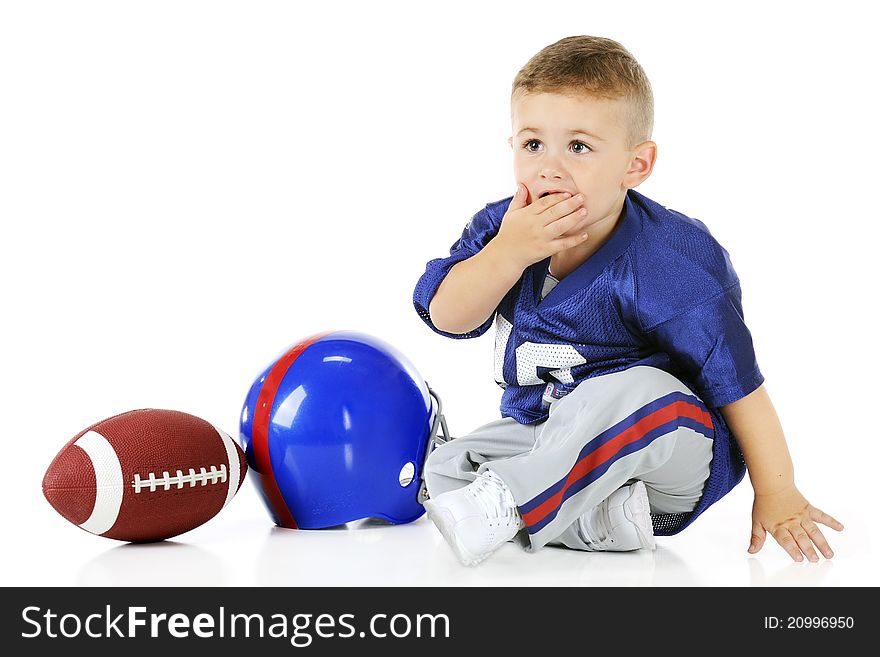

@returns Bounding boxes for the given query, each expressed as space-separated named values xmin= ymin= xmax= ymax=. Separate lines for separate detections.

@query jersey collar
xmin=531 ymin=190 xmax=644 ymax=307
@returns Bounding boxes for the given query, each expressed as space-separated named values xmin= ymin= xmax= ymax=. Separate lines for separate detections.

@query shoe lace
xmin=580 ymin=499 xmax=611 ymax=546
xmin=470 ymin=471 xmax=520 ymax=526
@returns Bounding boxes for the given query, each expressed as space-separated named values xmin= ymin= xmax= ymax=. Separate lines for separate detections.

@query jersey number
xmin=494 ymin=315 xmax=587 ymax=386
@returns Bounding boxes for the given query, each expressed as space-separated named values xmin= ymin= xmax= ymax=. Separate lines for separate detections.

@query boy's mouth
xmin=538 ymin=188 xmax=573 ymax=199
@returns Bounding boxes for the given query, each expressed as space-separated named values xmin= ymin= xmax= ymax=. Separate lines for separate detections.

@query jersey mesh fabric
xmin=413 ymin=190 xmax=762 ymax=534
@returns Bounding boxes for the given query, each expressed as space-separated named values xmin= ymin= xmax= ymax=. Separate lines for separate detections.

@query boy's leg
xmin=422 ymin=417 xmax=536 ymax=566
xmin=484 ymin=366 xmax=714 ymax=552
xmin=547 ymin=429 xmax=712 ymax=550
xmin=423 ymin=417 xmax=537 ymax=499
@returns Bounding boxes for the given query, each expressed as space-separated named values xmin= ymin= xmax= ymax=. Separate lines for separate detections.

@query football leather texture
xmin=43 ymin=409 xmax=247 ymax=542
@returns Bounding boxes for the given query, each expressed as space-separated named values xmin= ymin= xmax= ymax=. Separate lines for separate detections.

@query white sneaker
xmin=578 ymin=481 xmax=656 ymax=551
xmin=423 ymin=470 xmax=523 ymax=567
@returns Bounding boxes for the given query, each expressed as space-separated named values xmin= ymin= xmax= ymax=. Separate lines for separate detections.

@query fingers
xmin=810 ymin=506 xmax=844 ymax=532
xmin=748 ymin=523 xmax=766 ymax=555
xmin=546 ymin=205 xmax=589 ymax=238
xmin=772 ymin=526 xmax=806 ymax=562
xmin=790 ymin=526 xmax=820 ymax=562
xmin=751 ymin=499 xmax=843 ymax=562
xmin=772 ymin=519 xmax=838 ymax=562
xmin=803 ymin=518 xmax=835 ymax=559
xmin=778 ymin=507 xmax=843 ymax=562
xmin=536 ymin=193 xmax=585 ymax=226
xmin=550 ymin=232 xmax=590 ymax=252
xmin=533 ymin=191 xmax=572 ymax=211
xmin=509 ymin=184 xmax=530 ymax=210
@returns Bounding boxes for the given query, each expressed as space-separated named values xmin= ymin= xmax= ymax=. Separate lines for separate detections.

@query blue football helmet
xmin=239 ymin=330 xmax=448 ymax=529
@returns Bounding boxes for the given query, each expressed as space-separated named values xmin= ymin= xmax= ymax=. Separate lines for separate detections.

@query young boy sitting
xmin=413 ymin=35 xmax=843 ymax=567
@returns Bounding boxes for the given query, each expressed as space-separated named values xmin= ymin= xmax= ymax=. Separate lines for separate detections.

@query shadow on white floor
xmin=62 ymin=510 xmax=870 ymax=587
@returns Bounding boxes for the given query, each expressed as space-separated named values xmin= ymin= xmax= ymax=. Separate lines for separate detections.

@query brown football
xmin=43 ymin=409 xmax=247 ymax=542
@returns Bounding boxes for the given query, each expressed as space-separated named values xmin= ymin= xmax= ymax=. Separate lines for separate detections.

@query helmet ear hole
xmin=398 ymin=462 xmax=416 ymax=487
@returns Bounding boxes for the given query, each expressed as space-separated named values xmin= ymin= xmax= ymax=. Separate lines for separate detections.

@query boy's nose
xmin=539 ymin=154 xmax=566 ymax=180
xmin=540 ymin=166 xmax=565 ymax=180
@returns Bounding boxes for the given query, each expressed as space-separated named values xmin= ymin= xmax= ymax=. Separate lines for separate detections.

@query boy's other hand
xmin=749 ymin=485 xmax=844 ymax=562
xmin=493 ymin=184 xmax=590 ymax=271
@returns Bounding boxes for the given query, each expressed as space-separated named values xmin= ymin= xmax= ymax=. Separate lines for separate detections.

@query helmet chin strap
xmin=417 ymin=383 xmax=451 ymax=505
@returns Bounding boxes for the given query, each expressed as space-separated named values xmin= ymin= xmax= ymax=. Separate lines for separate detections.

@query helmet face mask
xmin=239 ymin=331 xmax=447 ymax=530
xmin=417 ymin=386 xmax=450 ymax=505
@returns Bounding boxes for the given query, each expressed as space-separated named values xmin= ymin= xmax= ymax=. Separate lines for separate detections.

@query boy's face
xmin=509 ymin=91 xmax=654 ymax=231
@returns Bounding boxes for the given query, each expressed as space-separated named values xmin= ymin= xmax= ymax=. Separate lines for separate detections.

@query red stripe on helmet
xmin=251 ymin=332 xmax=332 ymax=529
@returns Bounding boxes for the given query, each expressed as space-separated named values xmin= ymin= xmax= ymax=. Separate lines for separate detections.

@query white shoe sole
xmin=424 ymin=500 xmax=486 ymax=567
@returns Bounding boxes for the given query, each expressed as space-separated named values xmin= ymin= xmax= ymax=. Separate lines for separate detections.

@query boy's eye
xmin=520 ymin=139 xmax=592 ymax=154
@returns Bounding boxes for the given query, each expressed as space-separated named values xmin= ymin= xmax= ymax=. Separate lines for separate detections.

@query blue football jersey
xmin=414 ymin=189 xmax=763 ymax=418
xmin=413 ymin=189 xmax=764 ymax=534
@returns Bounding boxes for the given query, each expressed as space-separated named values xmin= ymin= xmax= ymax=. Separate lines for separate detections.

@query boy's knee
xmin=423 ymin=439 xmax=464 ymax=483
xmin=422 ymin=440 xmax=473 ymax=498
xmin=423 ymin=440 xmax=447 ymax=474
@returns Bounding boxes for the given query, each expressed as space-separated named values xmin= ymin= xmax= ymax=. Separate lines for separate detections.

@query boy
xmin=413 ymin=36 xmax=843 ymax=567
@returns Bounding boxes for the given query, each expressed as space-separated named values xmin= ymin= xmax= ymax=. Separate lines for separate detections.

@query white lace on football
xmin=132 ymin=465 xmax=228 ymax=494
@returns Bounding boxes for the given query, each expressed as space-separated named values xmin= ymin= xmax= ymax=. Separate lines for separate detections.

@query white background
xmin=1 ymin=0 xmax=877 ymax=587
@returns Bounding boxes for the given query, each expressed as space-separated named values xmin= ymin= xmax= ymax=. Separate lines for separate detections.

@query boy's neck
xmin=549 ymin=194 xmax=628 ymax=280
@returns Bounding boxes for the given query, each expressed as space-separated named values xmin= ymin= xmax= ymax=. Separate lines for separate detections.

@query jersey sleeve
xmin=627 ymin=225 xmax=764 ymax=408
xmin=412 ymin=201 xmax=505 ymax=339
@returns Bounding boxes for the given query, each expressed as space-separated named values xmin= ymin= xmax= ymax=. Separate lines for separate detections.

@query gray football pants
xmin=423 ymin=366 xmax=714 ymax=551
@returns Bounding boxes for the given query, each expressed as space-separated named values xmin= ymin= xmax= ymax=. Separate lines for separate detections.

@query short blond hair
xmin=512 ymin=36 xmax=654 ymax=146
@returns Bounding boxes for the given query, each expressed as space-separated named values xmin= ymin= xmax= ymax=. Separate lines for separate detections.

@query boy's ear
xmin=623 ymin=140 xmax=657 ymax=189
xmin=507 ymin=136 xmax=513 ymax=149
